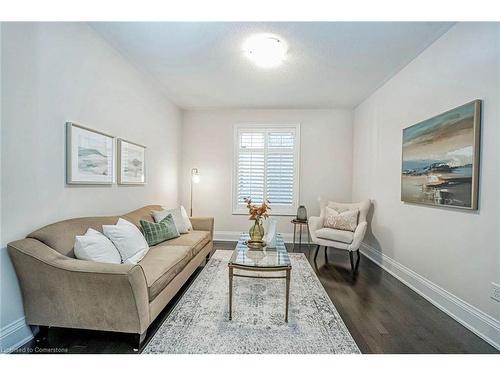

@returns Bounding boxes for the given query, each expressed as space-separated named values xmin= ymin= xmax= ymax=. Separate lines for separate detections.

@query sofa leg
xmin=32 ymin=325 xmax=49 ymax=340
xmin=136 ymin=331 xmax=147 ymax=349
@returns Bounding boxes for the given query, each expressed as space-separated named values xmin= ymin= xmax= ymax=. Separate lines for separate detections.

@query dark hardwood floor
xmin=15 ymin=241 xmax=498 ymax=354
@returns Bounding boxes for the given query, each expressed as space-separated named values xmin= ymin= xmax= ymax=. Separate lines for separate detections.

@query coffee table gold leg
xmin=228 ymin=266 xmax=233 ymax=320
xmin=285 ymin=268 xmax=291 ymax=322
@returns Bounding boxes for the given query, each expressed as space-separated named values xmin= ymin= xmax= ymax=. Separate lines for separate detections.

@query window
xmin=233 ymin=124 xmax=300 ymax=215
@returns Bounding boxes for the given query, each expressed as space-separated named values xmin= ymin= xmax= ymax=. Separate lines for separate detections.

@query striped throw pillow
xmin=140 ymin=214 xmax=180 ymax=246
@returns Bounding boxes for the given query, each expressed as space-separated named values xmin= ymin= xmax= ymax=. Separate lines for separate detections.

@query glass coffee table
xmin=228 ymin=233 xmax=292 ymax=322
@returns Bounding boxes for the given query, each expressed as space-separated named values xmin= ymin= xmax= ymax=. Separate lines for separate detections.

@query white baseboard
xmin=0 ymin=316 xmax=34 ymax=353
xmin=214 ymin=231 xmax=311 ymax=244
xmin=360 ymin=242 xmax=500 ymax=351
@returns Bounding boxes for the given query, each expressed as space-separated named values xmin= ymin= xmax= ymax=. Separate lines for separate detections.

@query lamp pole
xmin=190 ymin=168 xmax=199 ymax=217
xmin=190 ymin=177 xmax=193 ymax=217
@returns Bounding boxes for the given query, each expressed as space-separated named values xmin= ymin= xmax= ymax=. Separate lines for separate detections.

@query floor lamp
xmin=190 ymin=168 xmax=200 ymax=217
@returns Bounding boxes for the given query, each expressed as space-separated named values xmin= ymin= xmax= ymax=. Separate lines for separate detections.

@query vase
xmin=297 ymin=205 xmax=307 ymax=221
xmin=249 ymin=219 xmax=265 ymax=241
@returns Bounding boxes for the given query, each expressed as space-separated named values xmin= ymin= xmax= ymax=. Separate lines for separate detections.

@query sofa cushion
xmin=139 ymin=231 xmax=211 ymax=301
xmin=315 ymin=228 xmax=354 ymax=244
xmin=139 ymin=245 xmax=192 ymax=301
xmin=164 ymin=230 xmax=211 ymax=258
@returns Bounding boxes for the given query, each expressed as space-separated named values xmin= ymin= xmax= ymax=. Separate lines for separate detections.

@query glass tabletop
xmin=229 ymin=233 xmax=291 ymax=268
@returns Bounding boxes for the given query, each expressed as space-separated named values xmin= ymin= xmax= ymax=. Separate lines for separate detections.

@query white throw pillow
xmin=323 ymin=207 xmax=359 ymax=232
xmin=102 ymin=218 xmax=149 ymax=264
xmin=152 ymin=206 xmax=191 ymax=234
xmin=180 ymin=205 xmax=193 ymax=230
xmin=74 ymin=228 xmax=122 ymax=264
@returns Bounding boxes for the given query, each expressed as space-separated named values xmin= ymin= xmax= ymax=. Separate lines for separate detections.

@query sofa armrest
xmin=190 ymin=217 xmax=214 ymax=239
xmin=348 ymin=221 xmax=368 ymax=251
xmin=8 ymin=238 xmax=150 ymax=334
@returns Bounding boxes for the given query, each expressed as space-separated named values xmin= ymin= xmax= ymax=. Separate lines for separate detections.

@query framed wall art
xmin=117 ymin=138 xmax=146 ymax=185
xmin=66 ymin=122 xmax=115 ymax=185
xmin=401 ymin=100 xmax=482 ymax=210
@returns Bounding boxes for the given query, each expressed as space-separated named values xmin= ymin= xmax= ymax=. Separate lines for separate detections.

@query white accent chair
xmin=309 ymin=199 xmax=371 ymax=274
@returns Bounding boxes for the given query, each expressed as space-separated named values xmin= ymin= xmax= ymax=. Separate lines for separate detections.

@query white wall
xmin=0 ymin=22 xmax=182 ymax=351
xmin=352 ymin=23 xmax=500 ymax=347
xmin=2 ymin=21 xmax=497 ymax=352
xmin=181 ymin=109 xmax=353 ymax=239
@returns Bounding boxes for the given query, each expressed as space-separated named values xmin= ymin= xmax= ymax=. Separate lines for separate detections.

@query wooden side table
xmin=291 ymin=219 xmax=311 ymax=252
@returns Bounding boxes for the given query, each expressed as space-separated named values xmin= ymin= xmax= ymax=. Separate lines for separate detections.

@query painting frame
xmin=66 ymin=122 xmax=115 ymax=185
xmin=400 ymin=100 xmax=482 ymax=210
xmin=117 ymin=138 xmax=147 ymax=185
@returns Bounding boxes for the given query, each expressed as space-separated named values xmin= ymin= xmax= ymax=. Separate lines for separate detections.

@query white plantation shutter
xmin=267 ymin=153 xmax=294 ymax=205
xmin=237 ymin=151 xmax=264 ymax=204
xmin=234 ymin=125 xmax=300 ymax=214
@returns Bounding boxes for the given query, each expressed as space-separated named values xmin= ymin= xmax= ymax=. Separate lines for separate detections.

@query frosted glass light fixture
xmin=191 ymin=168 xmax=200 ymax=184
xmin=243 ymin=33 xmax=288 ymax=68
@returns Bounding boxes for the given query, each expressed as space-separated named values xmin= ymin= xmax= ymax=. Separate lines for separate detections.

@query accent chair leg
xmin=349 ymin=251 xmax=355 ymax=273
xmin=350 ymin=250 xmax=361 ymax=275
xmin=313 ymin=244 xmax=320 ymax=262
xmin=324 ymin=246 xmax=328 ymax=263
xmin=355 ymin=249 xmax=361 ymax=271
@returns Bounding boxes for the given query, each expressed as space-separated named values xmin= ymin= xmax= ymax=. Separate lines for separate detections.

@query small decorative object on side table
xmin=297 ymin=205 xmax=307 ymax=221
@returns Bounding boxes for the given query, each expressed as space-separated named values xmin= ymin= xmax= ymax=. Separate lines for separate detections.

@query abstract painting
xmin=401 ymin=100 xmax=481 ymax=209
xmin=117 ymin=139 xmax=146 ymax=185
xmin=66 ymin=123 xmax=114 ymax=185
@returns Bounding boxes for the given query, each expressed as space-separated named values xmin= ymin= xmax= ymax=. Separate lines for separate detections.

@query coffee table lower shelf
xmin=228 ymin=263 xmax=292 ymax=322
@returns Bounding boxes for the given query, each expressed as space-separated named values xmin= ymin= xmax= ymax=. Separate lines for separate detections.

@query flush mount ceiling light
xmin=243 ymin=33 xmax=288 ymax=68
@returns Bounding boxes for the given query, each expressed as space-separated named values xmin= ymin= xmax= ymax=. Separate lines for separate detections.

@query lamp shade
xmin=191 ymin=168 xmax=200 ymax=183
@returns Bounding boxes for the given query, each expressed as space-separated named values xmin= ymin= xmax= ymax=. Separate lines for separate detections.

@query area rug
xmin=143 ymin=250 xmax=360 ymax=354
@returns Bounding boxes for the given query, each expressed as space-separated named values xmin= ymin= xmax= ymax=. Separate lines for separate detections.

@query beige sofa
xmin=7 ymin=205 xmax=214 ymax=345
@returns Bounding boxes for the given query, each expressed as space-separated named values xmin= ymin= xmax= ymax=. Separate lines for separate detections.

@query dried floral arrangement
xmin=244 ymin=197 xmax=271 ymax=221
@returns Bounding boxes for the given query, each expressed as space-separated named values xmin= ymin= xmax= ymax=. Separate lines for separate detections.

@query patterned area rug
xmin=143 ymin=250 xmax=360 ymax=354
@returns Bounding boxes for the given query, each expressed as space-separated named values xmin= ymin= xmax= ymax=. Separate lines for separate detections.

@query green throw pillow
xmin=140 ymin=214 xmax=180 ymax=246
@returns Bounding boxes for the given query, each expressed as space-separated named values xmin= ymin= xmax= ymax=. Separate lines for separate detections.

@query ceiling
xmin=90 ymin=22 xmax=453 ymax=109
